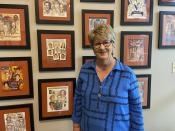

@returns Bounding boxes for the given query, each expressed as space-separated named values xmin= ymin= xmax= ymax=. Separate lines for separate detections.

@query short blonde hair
xmin=88 ymin=24 xmax=116 ymax=46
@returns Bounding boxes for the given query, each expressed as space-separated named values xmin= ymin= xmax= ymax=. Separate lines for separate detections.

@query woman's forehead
xmin=94 ymin=34 xmax=111 ymax=42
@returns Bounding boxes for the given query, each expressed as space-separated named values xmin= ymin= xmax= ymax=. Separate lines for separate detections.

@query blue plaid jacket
xmin=72 ymin=60 xmax=144 ymax=131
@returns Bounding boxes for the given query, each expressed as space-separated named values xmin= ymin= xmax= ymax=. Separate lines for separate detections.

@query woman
xmin=72 ymin=24 xmax=144 ymax=131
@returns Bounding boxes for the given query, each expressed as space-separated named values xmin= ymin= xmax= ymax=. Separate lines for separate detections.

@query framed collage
xmin=37 ymin=30 xmax=75 ymax=71
xmin=136 ymin=74 xmax=151 ymax=109
xmin=0 ymin=104 xmax=34 ymax=131
xmin=0 ymin=57 xmax=33 ymax=100
xmin=82 ymin=9 xmax=114 ymax=48
xmin=0 ymin=4 xmax=30 ymax=49
xmin=158 ymin=0 xmax=175 ymax=6
xmin=35 ymin=0 xmax=74 ymax=24
xmin=121 ymin=0 xmax=153 ymax=25
xmin=38 ymin=78 xmax=76 ymax=120
xmin=158 ymin=11 xmax=175 ymax=48
xmin=120 ymin=31 xmax=152 ymax=69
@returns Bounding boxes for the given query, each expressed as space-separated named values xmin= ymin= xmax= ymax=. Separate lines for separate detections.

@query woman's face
xmin=92 ymin=38 xmax=113 ymax=61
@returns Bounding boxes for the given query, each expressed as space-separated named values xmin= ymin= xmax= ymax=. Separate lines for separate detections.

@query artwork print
xmin=0 ymin=14 xmax=21 ymax=41
xmin=0 ymin=65 xmax=24 ymax=91
xmin=42 ymin=0 xmax=67 ymax=17
xmin=162 ymin=15 xmax=175 ymax=46
xmin=138 ymin=81 xmax=145 ymax=103
xmin=4 ymin=112 xmax=26 ymax=131
xmin=127 ymin=0 xmax=147 ymax=19
xmin=128 ymin=39 xmax=144 ymax=62
xmin=46 ymin=39 xmax=67 ymax=61
xmin=89 ymin=18 xmax=107 ymax=32
xmin=47 ymin=86 xmax=69 ymax=112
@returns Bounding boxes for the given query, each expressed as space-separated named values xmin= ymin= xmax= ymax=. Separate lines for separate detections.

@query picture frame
xmin=35 ymin=0 xmax=74 ymax=25
xmin=0 ymin=103 xmax=35 ymax=131
xmin=0 ymin=4 xmax=30 ymax=49
xmin=136 ymin=74 xmax=151 ymax=109
xmin=82 ymin=56 xmax=96 ymax=64
xmin=37 ymin=30 xmax=75 ymax=71
xmin=80 ymin=0 xmax=115 ymax=3
xmin=38 ymin=78 xmax=76 ymax=120
xmin=0 ymin=57 xmax=33 ymax=100
xmin=120 ymin=31 xmax=152 ymax=69
xmin=158 ymin=11 xmax=175 ymax=49
xmin=158 ymin=0 xmax=175 ymax=6
xmin=82 ymin=9 xmax=114 ymax=48
xmin=121 ymin=0 xmax=153 ymax=25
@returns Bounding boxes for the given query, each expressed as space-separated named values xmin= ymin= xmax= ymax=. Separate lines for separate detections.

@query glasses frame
xmin=93 ymin=40 xmax=114 ymax=49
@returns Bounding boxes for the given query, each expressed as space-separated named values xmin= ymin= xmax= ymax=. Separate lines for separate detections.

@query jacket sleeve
xmin=72 ymin=77 xmax=83 ymax=124
xmin=128 ymin=71 xmax=144 ymax=131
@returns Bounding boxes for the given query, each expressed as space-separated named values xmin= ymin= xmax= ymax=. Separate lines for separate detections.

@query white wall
xmin=0 ymin=0 xmax=175 ymax=131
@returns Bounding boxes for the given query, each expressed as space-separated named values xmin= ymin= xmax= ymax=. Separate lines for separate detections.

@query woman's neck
xmin=96 ymin=57 xmax=115 ymax=70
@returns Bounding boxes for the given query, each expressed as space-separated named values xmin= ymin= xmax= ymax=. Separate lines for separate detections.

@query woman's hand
xmin=73 ymin=123 xmax=80 ymax=131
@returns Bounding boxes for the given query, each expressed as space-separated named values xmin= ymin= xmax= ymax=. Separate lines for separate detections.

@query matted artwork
xmin=35 ymin=0 xmax=74 ymax=24
xmin=0 ymin=104 xmax=35 ymax=131
xmin=158 ymin=0 xmax=175 ymax=6
xmin=158 ymin=11 xmax=175 ymax=48
xmin=37 ymin=30 xmax=75 ymax=71
xmin=82 ymin=10 xmax=114 ymax=48
xmin=0 ymin=4 xmax=30 ymax=49
xmin=136 ymin=74 xmax=151 ymax=109
xmin=80 ymin=0 xmax=115 ymax=2
xmin=0 ymin=57 xmax=33 ymax=100
xmin=82 ymin=56 xmax=96 ymax=64
xmin=38 ymin=78 xmax=76 ymax=120
xmin=120 ymin=31 xmax=152 ymax=69
xmin=121 ymin=0 xmax=153 ymax=25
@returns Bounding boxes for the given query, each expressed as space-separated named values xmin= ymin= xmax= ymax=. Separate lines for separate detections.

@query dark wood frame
xmin=82 ymin=56 xmax=96 ymax=64
xmin=120 ymin=31 xmax=152 ymax=69
xmin=35 ymin=0 xmax=74 ymax=25
xmin=121 ymin=0 xmax=153 ymax=25
xmin=82 ymin=9 xmax=114 ymax=48
xmin=38 ymin=78 xmax=76 ymax=120
xmin=0 ymin=57 xmax=33 ymax=100
xmin=158 ymin=11 xmax=175 ymax=49
xmin=0 ymin=4 xmax=30 ymax=49
xmin=37 ymin=30 xmax=75 ymax=71
xmin=80 ymin=0 xmax=115 ymax=3
xmin=0 ymin=103 xmax=35 ymax=131
xmin=136 ymin=74 xmax=151 ymax=109
xmin=158 ymin=0 xmax=175 ymax=6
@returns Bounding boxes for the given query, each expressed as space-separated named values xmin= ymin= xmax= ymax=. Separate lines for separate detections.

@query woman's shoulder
xmin=116 ymin=60 xmax=134 ymax=74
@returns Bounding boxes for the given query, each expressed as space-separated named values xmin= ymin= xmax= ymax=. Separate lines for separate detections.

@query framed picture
xmin=136 ymin=74 xmax=151 ymax=109
xmin=82 ymin=10 xmax=114 ymax=48
xmin=0 ymin=57 xmax=33 ymax=100
xmin=158 ymin=11 xmax=175 ymax=49
xmin=120 ymin=31 xmax=152 ymax=69
xmin=0 ymin=4 xmax=30 ymax=49
xmin=121 ymin=0 xmax=153 ymax=25
xmin=35 ymin=0 xmax=74 ymax=25
xmin=158 ymin=0 xmax=175 ymax=6
xmin=38 ymin=78 xmax=76 ymax=120
xmin=37 ymin=30 xmax=75 ymax=71
xmin=82 ymin=56 xmax=95 ymax=64
xmin=0 ymin=104 xmax=34 ymax=131
xmin=80 ymin=0 xmax=115 ymax=3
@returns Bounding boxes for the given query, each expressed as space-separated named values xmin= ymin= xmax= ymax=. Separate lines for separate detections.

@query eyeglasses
xmin=93 ymin=40 xmax=113 ymax=49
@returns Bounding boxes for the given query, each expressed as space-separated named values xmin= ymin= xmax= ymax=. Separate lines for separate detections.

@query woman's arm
xmin=128 ymin=72 xmax=144 ymax=131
